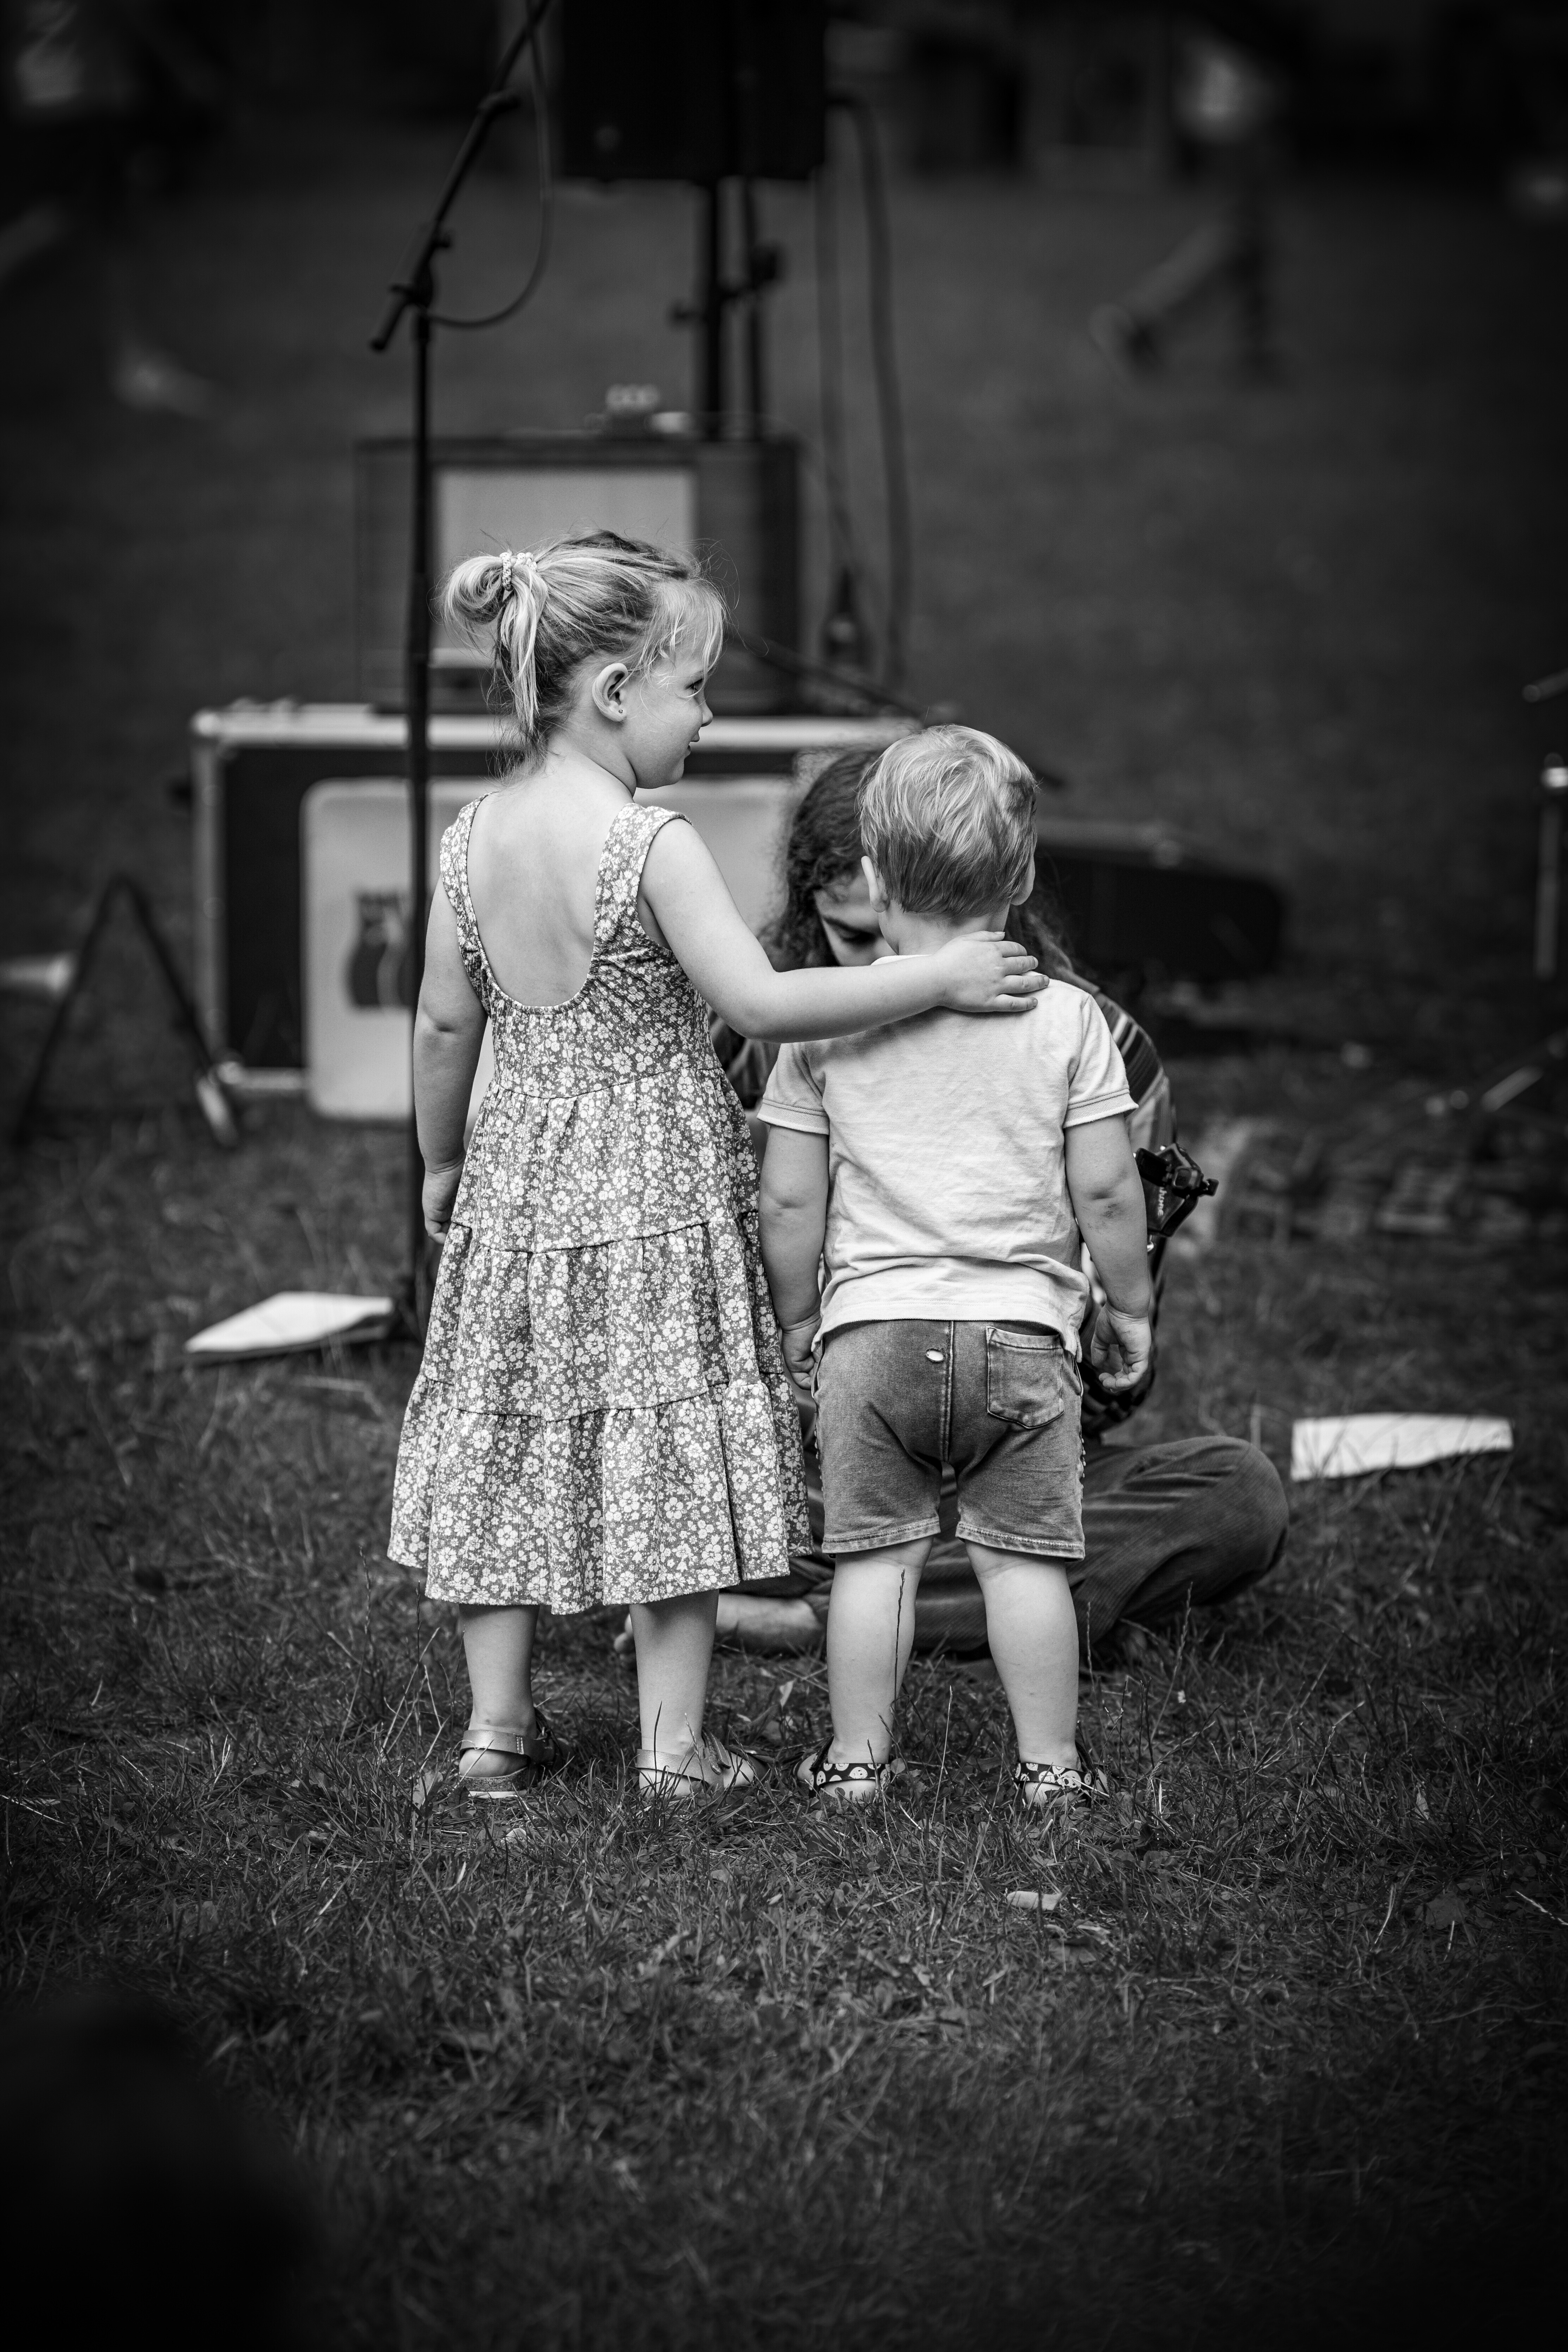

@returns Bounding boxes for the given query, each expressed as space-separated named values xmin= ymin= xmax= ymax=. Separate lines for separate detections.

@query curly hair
xmin=764 ymin=751 xmax=871 ymax=969
xmin=765 ymin=744 xmax=1081 ymax=979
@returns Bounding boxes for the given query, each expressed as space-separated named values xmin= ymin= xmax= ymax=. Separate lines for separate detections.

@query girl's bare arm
xmin=639 ymin=820 xmax=1042 ymax=1040
xmin=412 ymin=884 xmax=486 ymax=1234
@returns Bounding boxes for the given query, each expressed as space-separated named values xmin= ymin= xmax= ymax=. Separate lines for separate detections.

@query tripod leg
xmin=11 ymin=885 xmax=111 ymax=1146
xmin=123 ymin=879 xmax=237 ymax=1146
xmin=12 ymin=875 xmax=237 ymax=1148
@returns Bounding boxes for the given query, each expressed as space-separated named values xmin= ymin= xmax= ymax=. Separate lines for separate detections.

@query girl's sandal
xmin=457 ymin=1711 xmax=564 ymax=1801
xmin=636 ymin=1733 xmax=761 ymax=1801
xmin=796 ymin=1738 xmax=907 ymax=1807
xmin=1013 ymin=1754 xmax=1108 ymax=1813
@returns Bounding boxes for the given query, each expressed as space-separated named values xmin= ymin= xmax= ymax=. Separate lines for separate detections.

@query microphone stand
xmin=370 ymin=11 xmax=554 ymax=1338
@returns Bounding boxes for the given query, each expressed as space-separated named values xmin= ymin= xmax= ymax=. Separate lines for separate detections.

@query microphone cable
xmin=842 ymin=93 xmax=912 ymax=694
xmin=814 ymin=123 xmax=873 ymax=672
xmin=433 ymin=0 xmax=555 ymax=332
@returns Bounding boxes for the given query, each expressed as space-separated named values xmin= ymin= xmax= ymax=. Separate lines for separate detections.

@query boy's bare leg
xmin=966 ymin=1545 xmax=1080 ymax=1771
xmin=458 ymin=1603 xmax=541 ymax=1779
xmin=824 ymin=1538 xmax=931 ymax=1768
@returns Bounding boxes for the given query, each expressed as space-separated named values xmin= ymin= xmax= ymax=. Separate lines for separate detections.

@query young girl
xmin=388 ymin=531 xmax=1043 ymax=1800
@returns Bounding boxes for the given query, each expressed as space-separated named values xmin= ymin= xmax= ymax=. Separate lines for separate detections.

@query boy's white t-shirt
xmin=757 ymin=978 xmax=1134 ymax=1352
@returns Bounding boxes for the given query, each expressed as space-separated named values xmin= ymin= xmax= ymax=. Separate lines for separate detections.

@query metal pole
xmin=370 ymin=4 xmax=556 ymax=1340
xmin=701 ymin=181 xmax=725 ymax=435
xmin=406 ymin=299 xmax=434 ymax=1328
xmin=1535 ymin=753 xmax=1568 ymax=982
xmin=742 ymin=177 xmax=764 ymax=435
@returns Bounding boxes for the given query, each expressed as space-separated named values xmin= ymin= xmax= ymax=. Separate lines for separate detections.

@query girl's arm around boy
xmin=641 ymin=821 xmax=1041 ymax=1041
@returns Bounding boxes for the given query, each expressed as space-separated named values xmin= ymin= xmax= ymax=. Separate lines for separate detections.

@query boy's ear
xmin=590 ymin=661 xmax=632 ymax=722
xmin=861 ymin=856 xmax=888 ymax=912
xmin=1012 ymin=851 xmax=1037 ymax=907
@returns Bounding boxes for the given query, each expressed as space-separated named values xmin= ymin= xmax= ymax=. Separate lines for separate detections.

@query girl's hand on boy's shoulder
xmin=1090 ymin=1308 xmax=1153 ymax=1393
xmin=422 ymin=1160 xmax=464 ymax=1241
xmin=932 ymin=931 xmax=1045 ymax=1015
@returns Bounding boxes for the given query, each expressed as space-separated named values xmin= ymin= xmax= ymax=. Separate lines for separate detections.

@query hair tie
xmin=499 ymin=549 xmax=547 ymax=611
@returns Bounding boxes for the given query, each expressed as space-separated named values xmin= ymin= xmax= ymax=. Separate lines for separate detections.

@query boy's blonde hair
xmin=438 ymin=529 xmax=727 ymax=763
xmin=858 ymin=726 xmax=1036 ymax=918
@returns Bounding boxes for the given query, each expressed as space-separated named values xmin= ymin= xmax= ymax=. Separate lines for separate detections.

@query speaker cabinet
xmin=1034 ymin=820 xmax=1285 ymax=986
xmin=355 ymin=433 xmax=800 ymax=715
xmin=191 ymin=704 xmax=911 ymax=1083
xmin=558 ymin=0 xmax=826 ymax=182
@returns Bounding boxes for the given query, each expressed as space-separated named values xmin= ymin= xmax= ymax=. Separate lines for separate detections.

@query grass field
xmin=2 ymin=113 xmax=1567 ymax=2347
xmin=4 ymin=1048 xmax=1565 ymax=2345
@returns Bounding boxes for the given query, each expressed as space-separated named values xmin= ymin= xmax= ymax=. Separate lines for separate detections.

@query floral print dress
xmin=390 ymin=797 xmax=809 ymax=1609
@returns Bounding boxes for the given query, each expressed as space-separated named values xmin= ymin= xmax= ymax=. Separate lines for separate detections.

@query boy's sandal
xmin=796 ymin=1738 xmax=907 ymax=1807
xmin=457 ymin=1711 xmax=563 ymax=1801
xmin=636 ymin=1734 xmax=761 ymax=1800
xmin=1013 ymin=1754 xmax=1108 ymax=1812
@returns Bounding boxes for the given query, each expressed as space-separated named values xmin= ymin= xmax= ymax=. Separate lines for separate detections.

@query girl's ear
xmin=861 ymin=855 xmax=888 ymax=912
xmin=1011 ymin=851 xmax=1037 ymax=907
xmin=590 ymin=661 xmax=632 ymax=722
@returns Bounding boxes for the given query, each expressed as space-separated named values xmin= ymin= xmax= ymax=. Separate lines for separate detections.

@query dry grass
xmin=4 ymin=1051 xmax=1566 ymax=2349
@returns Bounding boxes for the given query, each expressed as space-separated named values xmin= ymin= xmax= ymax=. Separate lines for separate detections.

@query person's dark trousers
xmin=1070 ymin=1435 xmax=1288 ymax=1658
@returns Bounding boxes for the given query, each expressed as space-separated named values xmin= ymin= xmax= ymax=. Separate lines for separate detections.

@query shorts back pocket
xmin=984 ymin=1325 xmax=1074 ymax=1429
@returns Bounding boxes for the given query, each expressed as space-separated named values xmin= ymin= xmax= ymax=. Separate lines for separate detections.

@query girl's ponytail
xmin=438 ymin=550 xmax=550 ymax=743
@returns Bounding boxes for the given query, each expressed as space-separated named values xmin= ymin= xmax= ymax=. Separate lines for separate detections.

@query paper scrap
xmin=1423 ymin=1893 xmax=1469 ymax=1930
xmin=1291 ymin=1413 xmax=1512 ymax=1483
xmin=185 ymin=1291 xmax=395 ymax=1362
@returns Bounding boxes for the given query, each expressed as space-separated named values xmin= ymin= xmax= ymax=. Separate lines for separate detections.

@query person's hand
xmin=422 ymin=1159 xmax=464 ymax=1241
xmin=780 ymin=1316 xmax=819 ymax=1392
xmin=1090 ymin=1306 xmax=1152 ymax=1393
xmin=931 ymin=932 xmax=1044 ymax=1015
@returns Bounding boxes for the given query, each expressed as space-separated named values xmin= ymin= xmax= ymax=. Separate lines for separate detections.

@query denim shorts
xmin=814 ymin=1319 xmax=1084 ymax=1560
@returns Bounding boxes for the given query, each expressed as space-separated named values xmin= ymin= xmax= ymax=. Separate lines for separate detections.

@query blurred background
xmin=2 ymin=0 xmax=1566 ymax=1113
xmin=4 ymin=14 xmax=1567 ymax=2345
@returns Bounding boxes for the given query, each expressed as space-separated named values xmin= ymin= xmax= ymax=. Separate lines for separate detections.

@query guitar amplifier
xmin=190 ymin=704 xmax=1281 ymax=1110
xmin=1033 ymin=817 xmax=1284 ymax=986
xmin=189 ymin=702 xmax=913 ymax=1105
xmin=355 ymin=432 xmax=800 ymax=716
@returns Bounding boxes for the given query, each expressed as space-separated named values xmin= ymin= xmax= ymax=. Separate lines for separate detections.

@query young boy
xmin=757 ymin=727 xmax=1153 ymax=1809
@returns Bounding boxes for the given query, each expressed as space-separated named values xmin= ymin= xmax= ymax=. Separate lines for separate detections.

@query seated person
xmin=758 ymin=725 xmax=1154 ymax=1807
xmin=617 ymin=746 xmax=1287 ymax=1664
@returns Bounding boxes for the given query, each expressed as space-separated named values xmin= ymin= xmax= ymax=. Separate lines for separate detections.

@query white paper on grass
xmin=185 ymin=1291 xmax=395 ymax=1362
xmin=1291 ymin=1414 xmax=1512 ymax=1483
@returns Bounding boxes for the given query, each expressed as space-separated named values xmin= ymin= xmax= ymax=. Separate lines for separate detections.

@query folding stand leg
xmin=12 ymin=874 xmax=237 ymax=1148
